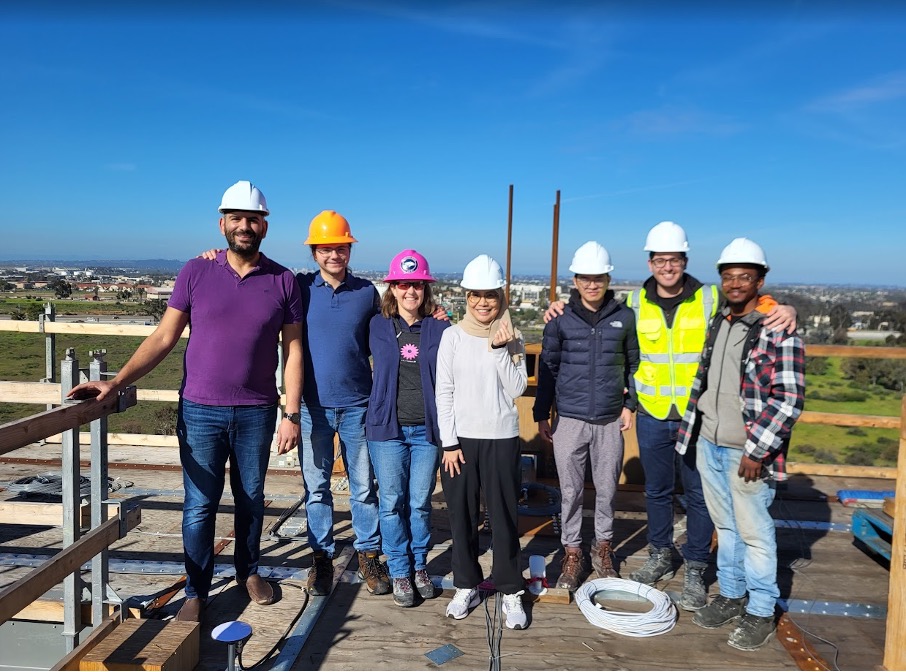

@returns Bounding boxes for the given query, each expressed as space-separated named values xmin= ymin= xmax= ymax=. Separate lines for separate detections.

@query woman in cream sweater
xmin=435 ymin=254 xmax=529 ymax=630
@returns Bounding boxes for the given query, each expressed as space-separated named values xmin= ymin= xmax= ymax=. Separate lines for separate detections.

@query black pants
xmin=440 ymin=436 xmax=523 ymax=594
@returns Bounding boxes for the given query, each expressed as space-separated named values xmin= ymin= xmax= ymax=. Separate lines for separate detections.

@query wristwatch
xmin=283 ymin=410 xmax=301 ymax=424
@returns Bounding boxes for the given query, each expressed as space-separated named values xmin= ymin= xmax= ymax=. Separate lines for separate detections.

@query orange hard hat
xmin=304 ymin=210 xmax=358 ymax=245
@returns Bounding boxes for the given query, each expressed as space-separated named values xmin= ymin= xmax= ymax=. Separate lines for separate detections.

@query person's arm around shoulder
xmin=543 ymin=300 xmax=566 ymax=323
xmin=277 ymin=322 xmax=303 ymax=455
xmin=762 ymin=299 xmax=797 ymax=333
xmin=68 ymin=307 xmax=189 ymax=401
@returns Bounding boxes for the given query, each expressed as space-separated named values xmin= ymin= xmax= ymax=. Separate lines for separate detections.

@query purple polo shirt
xmin=168 ymin=251 xmax=303 ymax=406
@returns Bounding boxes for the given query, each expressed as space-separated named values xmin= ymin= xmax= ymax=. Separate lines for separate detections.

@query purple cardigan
xmin=365 ymin=314 xmax=450 ymax=444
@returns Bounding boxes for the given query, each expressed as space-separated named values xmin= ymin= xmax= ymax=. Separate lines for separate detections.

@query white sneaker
xmin=446 ymin=587 xmax=480 ymax=619
xmin=501 ymin=590 xmax=527 ymax=630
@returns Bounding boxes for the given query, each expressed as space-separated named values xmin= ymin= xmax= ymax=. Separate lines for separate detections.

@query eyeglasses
xmin=315 ymin=246 xmax=350 ymax=257
xmin=467 ymin=291 xmax=500 ymax=303
xmin=650 ymin=257 xmax=685 ymax=269
xmin=575 ymin=275 xmax=609 ymax=287
xmin=394 ymin=281 xmax=425 ymax=290
xmin=720 ymin=272 xmax=758 ymax=286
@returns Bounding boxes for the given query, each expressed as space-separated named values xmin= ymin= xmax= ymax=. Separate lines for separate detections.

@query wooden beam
xmin=0 ymin=507 xmax=140 ymax=625
xmin=0 ymin=389 xmax=136 ymax=455
xmin=806 ymin=344 xmax=906 ymax=359
xmin=882 ymin=395 xmax=906 ymax=671
xmin=0 ymin=501 xmax=93 ymax=528
xmin=13 ymin=599 xmax=93 ymax=624
xmin=0 ymin=382 xmax=178 ymax=405
xmin=798 ymin=410 xmax=900 ymax=429
xmin=786 ymin=462 xmax=897 ymax=479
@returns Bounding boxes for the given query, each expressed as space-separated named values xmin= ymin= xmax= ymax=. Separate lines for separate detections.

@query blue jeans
xmin=177 ymin=399 xmax=277 ymax=600
xmin=300 ymin=404 xmax=380 ymax=555
xmin=368 ymin=425 xmax=439 ymax=578
xmin=636 ymin=413 xmax=714 ymax=562
xmin=697 ymin=436 xmax=778 ymax=618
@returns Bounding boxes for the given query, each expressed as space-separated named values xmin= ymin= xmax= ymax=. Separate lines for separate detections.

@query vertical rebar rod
xmin=549 ymin=190 xmax=561 ymax=303
xmin=505 ymin=184 xmax=514 ymax=304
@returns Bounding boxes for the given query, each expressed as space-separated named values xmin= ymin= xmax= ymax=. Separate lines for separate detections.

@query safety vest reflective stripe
xmin=639 ymin=353 xmax=671 ymax=363
xmin=630 ymin=284 xmax=718 ymax=420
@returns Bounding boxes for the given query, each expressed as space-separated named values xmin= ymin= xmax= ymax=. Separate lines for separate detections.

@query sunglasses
xmin=394 ymin=281 xmax=426 ymax=290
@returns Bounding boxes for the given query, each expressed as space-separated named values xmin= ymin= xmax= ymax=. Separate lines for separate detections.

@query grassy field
xmin=0 ymin=329 xmax=902 ymax=467
xmin=789 ymin=357 xmax=901 ymax=467
xmin=0 ymin=331 xmax=184 ymax=435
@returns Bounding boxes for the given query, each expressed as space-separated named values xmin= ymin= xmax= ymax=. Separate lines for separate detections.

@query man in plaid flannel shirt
xmin=675 ymin=237 xmax=805 ymax=651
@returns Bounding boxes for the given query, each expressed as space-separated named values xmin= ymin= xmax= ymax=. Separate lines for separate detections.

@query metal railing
xmin=0 ymin=348 xmax=140 ymax=656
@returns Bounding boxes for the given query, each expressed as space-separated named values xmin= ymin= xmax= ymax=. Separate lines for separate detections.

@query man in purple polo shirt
xmin=68 ymin=180 xmax=304 ymax=623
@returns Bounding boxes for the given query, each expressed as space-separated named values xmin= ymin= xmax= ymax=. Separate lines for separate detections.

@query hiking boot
xmin=679 ymin=560 xmax=707 ymax=611
xmin=501 ymin=591 xmax=527 ymax=630
xmin=555 ymin=547 xmax=584 ymax=591
xmin=692 ymin=594 xmax=748 ymax=629
xmin=728 ymin=613 xmax=776 ymax=650
xmin=392 ymin=577 xmax=415 ymax=608
xmin=306 ymin=551 xmax=334 ymax=596
xmin=446 ymin=587 xmax=480 ymax=619
xmin=175 ymin=597 xmax=205 ymax=622
xmin=240 ymin=573 xmax=275 ymax=605
xmin=414 ymin=568 xmax=438 ymax=599
xmin=357 ymin=550 xmax=392 ymax=595
xmin=629 ymin=546 xmax=676 ymax=585
xmin=591 ymin=540 xmax=619 ymax=578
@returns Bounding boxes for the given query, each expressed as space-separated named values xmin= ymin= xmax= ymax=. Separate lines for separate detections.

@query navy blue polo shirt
xmin=297 ymin=270 xmax=380 ymax=408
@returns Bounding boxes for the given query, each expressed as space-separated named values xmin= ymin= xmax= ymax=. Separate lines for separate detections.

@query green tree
xmin=142 ymin=299 xmax=168 ymax=323
xmin=50 ymin=279 xmax=73 ymax=299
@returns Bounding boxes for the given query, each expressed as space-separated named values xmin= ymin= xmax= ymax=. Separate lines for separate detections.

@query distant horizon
xmin=2 ymin=256 xmax=905 ymax=290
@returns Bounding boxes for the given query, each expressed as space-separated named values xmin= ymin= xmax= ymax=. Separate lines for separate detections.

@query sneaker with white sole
xmin=446 ymin=587 xmax=480 ymax=619
xmin=501 ymin=591 xmax=527 ymax=630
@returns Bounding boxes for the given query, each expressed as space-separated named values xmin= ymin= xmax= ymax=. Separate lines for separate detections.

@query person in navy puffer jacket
xmin=533 ymin=241 xmax=640 ymax=591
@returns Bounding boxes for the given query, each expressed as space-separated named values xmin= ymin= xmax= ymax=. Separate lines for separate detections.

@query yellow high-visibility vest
xmin=626 ymin=284 xmax=718 ymax=419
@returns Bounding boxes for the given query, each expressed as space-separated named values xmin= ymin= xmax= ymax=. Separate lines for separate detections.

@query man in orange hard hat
xmin=296 ymin=210 xmax=391 ymax=597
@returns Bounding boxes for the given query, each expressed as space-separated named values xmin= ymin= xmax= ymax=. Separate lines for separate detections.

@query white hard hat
xmin=569 ymin=241 xmax=614 ymax=275
xmin=644 ymin=221 xmax=689 ymax=252
xmin=218 ymin=180 xmax=269 ymax=216
xmin=716 ymin=238 xmax=769 ymax=271
xmin=460 ymin=254 xmax=505 ymax=290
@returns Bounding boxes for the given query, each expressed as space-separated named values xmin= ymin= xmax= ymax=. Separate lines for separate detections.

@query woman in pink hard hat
xmin=366 ymin=250 xmax=451 ymax=608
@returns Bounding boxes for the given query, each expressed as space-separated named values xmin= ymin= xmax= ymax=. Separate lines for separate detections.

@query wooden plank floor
xmin=0 ymin=450 xmax=893 ymax=671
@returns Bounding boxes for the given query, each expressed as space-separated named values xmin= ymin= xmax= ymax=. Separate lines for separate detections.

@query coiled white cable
xmin=575 ymin=578 xmax=677 ymax=637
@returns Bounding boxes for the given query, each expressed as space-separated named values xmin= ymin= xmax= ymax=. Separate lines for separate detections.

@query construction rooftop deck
xmin=0 ymin=442 xmax=895 ymax=671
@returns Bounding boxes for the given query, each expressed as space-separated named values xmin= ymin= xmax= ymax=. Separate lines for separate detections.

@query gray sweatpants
xmin=553 ymin=415 xmax=624 ymax=549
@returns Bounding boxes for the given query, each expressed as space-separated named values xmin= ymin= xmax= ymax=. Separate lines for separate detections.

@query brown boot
xmin=240 ymin=574 xmax=275 ymax=605
xmin=175 ymin=597 xmax=205 ymax=622
xmin=555 ymin=547 xmax=584 ymax=591
xmin=307 ymin=551 xmax=334 ymax=596
xmin=357 ymin=550 xmax=391 ymax=595
xmin=591 ymin=540 xmax=619 ymax=578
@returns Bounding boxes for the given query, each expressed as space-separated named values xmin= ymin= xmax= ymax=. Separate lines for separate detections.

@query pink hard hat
xmin=384 ymin=249 xmax=436 ymax=283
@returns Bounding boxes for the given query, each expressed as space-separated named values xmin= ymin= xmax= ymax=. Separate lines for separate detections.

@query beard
xmin=226 ymin=229 xmax=261 ymax=258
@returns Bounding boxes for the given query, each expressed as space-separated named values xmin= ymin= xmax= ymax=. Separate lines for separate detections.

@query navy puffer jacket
xmin=533 ymin=292 xmax=640 ymax=424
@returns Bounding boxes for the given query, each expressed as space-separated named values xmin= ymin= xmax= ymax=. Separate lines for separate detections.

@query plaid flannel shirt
xmin=675 ymin=304 xmax=806 ymax=481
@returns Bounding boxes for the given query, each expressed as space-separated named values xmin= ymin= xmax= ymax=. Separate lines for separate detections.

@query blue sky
xmin=2 ymin=2 xmax=905 ymax=286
